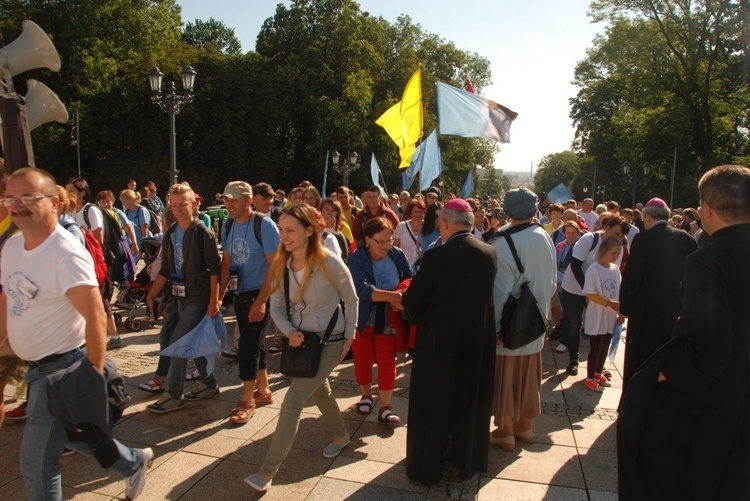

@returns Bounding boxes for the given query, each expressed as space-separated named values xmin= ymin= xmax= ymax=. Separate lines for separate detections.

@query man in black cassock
xmin=619 ymin=197 xmax=697 ymax=392
xmin=618 ymin=165 xmax=750 ymax=499
xmin=402 ymin=198 xmax=497 ymax=485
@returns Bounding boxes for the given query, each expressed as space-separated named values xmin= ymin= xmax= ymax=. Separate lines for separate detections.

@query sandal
xmin=138 ymin=378 xmax=164 ymax=393
xmin=253 ymin=390 xmax=274 ymax=407
xmin=229 ymin=401 xmax=255 ymax=425
xmin=357 ymin=396 xmax=373 ymax=415
xmin=378 ymin=406 xmax=401 ymax=425
xmin=566 ymin=362 xmax=579 ymax=376
xmin=185 ymin=368 xmax=200 ymax=381
xmin=602 ymin=370 xmax=612 ymax=380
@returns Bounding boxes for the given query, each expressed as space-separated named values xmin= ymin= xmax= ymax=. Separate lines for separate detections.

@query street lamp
xmin=148 ymin=65 xmax=197 ymax=186
xmin=70 ymin=108 xmax=80 ymax=178
xmin=331 ymin=149 xmax=361 ymax=187
xmin=622 ymin=161 xmax=649 ymax=208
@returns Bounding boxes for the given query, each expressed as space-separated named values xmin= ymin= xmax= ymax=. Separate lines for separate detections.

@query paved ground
xmin=0 ymin=306 xmax=622 ymax=500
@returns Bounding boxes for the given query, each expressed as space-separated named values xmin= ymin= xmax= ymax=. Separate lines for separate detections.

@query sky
xmin=177 ymin=0 xmax=607 ymax=174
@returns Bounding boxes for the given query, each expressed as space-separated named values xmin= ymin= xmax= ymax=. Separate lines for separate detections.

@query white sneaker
xmin=124 ymin=447 xmax=154 ymax=500
xmin=555 ymin=343 xmax=568 ymax=353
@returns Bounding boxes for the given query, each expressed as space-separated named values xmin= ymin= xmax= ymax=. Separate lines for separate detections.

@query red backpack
xmin=81 ymin=228 xmax=108 ymax=288
xmin=63 ymin=221 xmax=108 ymax=289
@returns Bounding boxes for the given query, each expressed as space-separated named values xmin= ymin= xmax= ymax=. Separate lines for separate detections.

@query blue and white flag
xmin=437 ymin=82 xmax=518 ymax=143
xmin=370 ymin=153 xmax=387 ymax=196
xmin=402 ymin=139 xmax=425 ymax=191
xmin=461 ymin=169 xmax=475 ymax=199
xmin=419 ymin=130 xmax=442 ymax=192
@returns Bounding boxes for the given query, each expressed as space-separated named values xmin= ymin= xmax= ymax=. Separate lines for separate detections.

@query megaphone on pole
xmin=0 ymin=20 xmax=64 ymax=172
xmin=23 ymin=79 xmax=68 ymax=130
xmin=0 ymin=20 xmax=61 ymax=84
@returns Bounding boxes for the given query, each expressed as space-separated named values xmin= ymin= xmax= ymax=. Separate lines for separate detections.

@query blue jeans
xmin=22 ymin=350 xmax=145 ymax=501
xmin=165 ymin=299 xmax=216 ymax=398
xmin=560 ymin=291 xmax=586 ymax=363
xmin=154 ymin=304 xmax=180 ymax=377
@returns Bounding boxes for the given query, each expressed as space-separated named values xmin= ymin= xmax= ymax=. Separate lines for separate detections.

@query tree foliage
xmin=0 ymin=0 xmax=496 ymax=200
xmin=183 ymin=18 xmax=242 ymax=55
xmin=571 ymin=0 xmax=749 ymax=206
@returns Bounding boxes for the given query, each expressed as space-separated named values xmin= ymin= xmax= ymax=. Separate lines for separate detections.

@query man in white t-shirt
xmin=0 ymin=168 xmax=153 ymax=500
xmin=578 ymin=198 xmax=599 ymax=232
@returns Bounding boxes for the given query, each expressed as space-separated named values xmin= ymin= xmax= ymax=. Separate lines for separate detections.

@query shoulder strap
xmin=284 ymin=268 xmax=291 ymax=320
xmin=254 ymin=214 xmax=263 ymax=247
xmin=501 ymin=232 xmax=525 ymax=275
xmin=82 ymin=203 xmax=95 ymax=229
xmin=404 ymin=222 xmax=418 ymax=245
xmin=284 ymin=267 xmax=339 ymax=342
xmin=589 ymin=232 xmax=600 ymax=252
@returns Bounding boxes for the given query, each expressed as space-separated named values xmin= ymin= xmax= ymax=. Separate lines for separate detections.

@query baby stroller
xmin=112 ymin=238 xmax=162 ymax=331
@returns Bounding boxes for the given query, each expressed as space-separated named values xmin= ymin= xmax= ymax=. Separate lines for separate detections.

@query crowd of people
xmin=0 ymin=163 xmax=749 ymax=499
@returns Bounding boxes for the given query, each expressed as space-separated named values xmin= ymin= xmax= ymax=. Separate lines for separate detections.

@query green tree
xmin=477 ymin=168 xmax=503 ymax=199
xmin=571 ymin=0 xmax=749 ymax=206
xmin=534 ymin=151 xmax=583 ymax=195
xmin=183 ymin=18 xmax=242 ymax=55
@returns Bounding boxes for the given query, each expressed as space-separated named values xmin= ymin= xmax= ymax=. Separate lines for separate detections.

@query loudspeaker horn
xmin=0 ymin=20 xmax=61 ymax=81
xmin=24 ymin=79 xmax=68 ymax=130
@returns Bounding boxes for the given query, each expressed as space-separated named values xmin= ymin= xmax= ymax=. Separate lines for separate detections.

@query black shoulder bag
xmin=498 ymin=225 xmax=548 ymax=350
xmin=279 ymin=268 xmax=340 ymax=378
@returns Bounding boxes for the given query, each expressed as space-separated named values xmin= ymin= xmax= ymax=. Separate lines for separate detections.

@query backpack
xmin=82 ymin=203 xmax=123 ymax=265
xmin=127 ymin=205 xmax=162 ymax=236
xmin=145 ymin=207 xmax=162 ymax=235
xmin=63 ymin=221 xmax=108 ymax=288
xmin=324 ymin=229 xmax=350 ymax=263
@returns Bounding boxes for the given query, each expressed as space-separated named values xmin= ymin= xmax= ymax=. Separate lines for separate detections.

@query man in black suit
xmin=619 ymin=197 xmax=697 ymax=391
xmin=619 ymin=165 xmax=750 ymax=499
xmin=402 ymin=198 xmax=497 ymax=485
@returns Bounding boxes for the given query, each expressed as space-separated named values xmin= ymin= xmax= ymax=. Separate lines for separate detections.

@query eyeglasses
xmin=0 ymin=195 xmax=54 ymax=207
xmin=370 ymin=237 xmax=394 ymax=246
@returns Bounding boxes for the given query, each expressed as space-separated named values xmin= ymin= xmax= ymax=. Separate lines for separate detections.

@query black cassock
xmin=618 ymin=223 xmax=750 ymax=500
xmin=619 ymin=222 xmax=697 ymax=392
xmin=402 ymin=231 xmax=497 ymax=485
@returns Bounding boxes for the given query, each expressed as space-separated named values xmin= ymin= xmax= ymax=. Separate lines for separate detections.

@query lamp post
xmin=330 ymin=149 xmax=361 ymax=187
xmin=148 ymin=66 xmax=196 ymax=186
xmin=582 ymin=180 xmax=592 ymax=198
xmin=69 ymin=108 xmax=80 ymax=178
xmin=622 ymin=161 xmax=650 ymax=208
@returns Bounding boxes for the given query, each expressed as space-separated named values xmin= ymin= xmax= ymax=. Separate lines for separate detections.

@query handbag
xmin=279 ymin=268 xmax=340 ymax=378
xmin=498 ymin=225 xmax=548 ymax=349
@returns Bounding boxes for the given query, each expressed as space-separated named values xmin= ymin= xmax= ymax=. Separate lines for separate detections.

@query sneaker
xmin=597 ymin=374 xmax=612 ymax=387
xmin=4 ymin=401 xmax=27 ymax=421
xmin=268 ymin=338 xmax=282 ymax=354
xmin=555 ymin=343 xmax=567 ymax=353
xmin=244 ymin=472 xmax=272 ymax=492
xmin=184 ymin=383 xmax=220 ymax=401
xmin=221 ymin=349 xmax=238 ymax=359
xmin=584 ymin=378 xmax=604 ymax=392
xmin=107 ymin=337 xmax=123 ymax=350
xmin=147 ymin=394 xmax=184 ymax=414
xmin=323 ymin=434 xmax=351 ymax=458
xmin=124 ymin=447 xmax=154 ymax=500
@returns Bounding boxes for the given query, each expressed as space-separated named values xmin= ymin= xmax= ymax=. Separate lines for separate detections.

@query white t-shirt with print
xmin=1 ymin=226 xmax=97 ymax=361
xmin=561 ymin=231 xmax=623 ymax=296
xmin=582 ymin=261 xmax=621 ymax=335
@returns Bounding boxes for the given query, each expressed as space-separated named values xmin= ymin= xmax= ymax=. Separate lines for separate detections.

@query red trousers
xmin=352 ymin=326 xmax=396 ymax=391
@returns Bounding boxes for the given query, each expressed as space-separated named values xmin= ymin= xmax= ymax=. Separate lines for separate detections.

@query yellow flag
xmin=376 ymin=68 xmax=423 ymax=168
